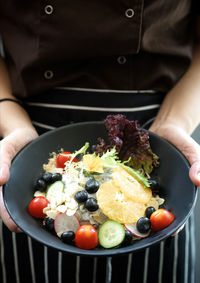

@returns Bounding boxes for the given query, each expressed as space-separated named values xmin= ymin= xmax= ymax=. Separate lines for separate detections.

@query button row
xmin=43 ymin=5 xmax=131 ymax=78
xmin=44 ymin=56 xmax=127 ymax=79
xmin=44 ymin=5 xmax=134 ymax=18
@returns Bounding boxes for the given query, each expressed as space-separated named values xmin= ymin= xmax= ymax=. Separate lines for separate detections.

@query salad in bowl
xmin=28 ymin=115 xmax=175 ymax=250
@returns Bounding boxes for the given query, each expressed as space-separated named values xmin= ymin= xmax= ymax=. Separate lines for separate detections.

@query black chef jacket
xmin=0 ymin=0 xmax=199 ymax=98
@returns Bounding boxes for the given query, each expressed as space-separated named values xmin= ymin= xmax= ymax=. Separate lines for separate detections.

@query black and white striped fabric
xmin=0 ymin=87 xmax=196 ymax=283
xmin=23 ymin=87 xmax=164 ymax=134
xmin=0 ymin=216 xmax=195 ymax=283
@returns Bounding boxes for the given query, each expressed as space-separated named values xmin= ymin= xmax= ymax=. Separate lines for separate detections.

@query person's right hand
xmin=0 ymin=127 xmax=38 ymax=232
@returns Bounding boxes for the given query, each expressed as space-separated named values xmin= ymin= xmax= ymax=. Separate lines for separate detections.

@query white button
xmin=44 ymin=5 xmax=53 ymax=15
xmin=125 ymin=8 xmax=134 ymax=18
xmin=44 ymin=70 xmax=54 ymax=79
xmin=117 ymin=56 xmax=127 ymax=64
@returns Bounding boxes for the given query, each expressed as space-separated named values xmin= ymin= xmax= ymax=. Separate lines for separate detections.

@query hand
xmin=0 ymin=127 xmax=38 ymax=232
xmin=149 ymin=123 xmax=200 ymax=187
xmin=149 ymin=123 xmax=200 ymax=235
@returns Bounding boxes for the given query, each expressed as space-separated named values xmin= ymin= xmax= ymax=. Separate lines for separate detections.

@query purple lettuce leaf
xmin=95 ymin=114 xmax=159 ymax=175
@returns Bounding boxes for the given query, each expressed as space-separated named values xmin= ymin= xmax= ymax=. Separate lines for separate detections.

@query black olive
xmin=34 ymin=178 xmax=47 ymax=191
xmin=61 ymin=231 xmax=75 ymax=244
xmin=51 ymin=173 xmax=62 ymax=182
xmin=122 ymin=230 xmax=133 ymax=246
xmin=145 ymin=206 xmax=156 ymax=219
xmin=42 ymin=172 xmax=53 ymax=184
xmin=92 ymin=224 xmax=98 ymax=230
xmin=85 ymin=197 xmax=99 ymax=212
xmin=75 ymin=190 xmax=88 ymax=203
xmin=149 ymin=179 xmax=160 ymax=193
xmin=45 ymin=217 xmax=54 ymax=232
xmin=90 ymin=144 xmax=97 ymax=153
xmin=85 ymin=179 xmax=100 ymax=194
xmin=136 ymin=217 xmax=151 ymax=234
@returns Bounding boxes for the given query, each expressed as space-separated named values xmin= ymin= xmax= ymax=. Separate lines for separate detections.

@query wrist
xmin=149 ymin=115 xmax=197 ymax=136
xmin=2 ymin=126 xmax=38 ymax=140
xmin=0 ymin=97 xmax=24 ymax=107
xmin=149 ymin=119 xmax=188 ymax=142
xmin=0 ymin=98 xmax=36 ymax=138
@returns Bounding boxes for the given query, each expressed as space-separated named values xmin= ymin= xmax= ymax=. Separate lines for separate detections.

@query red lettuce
xmin=95 ymin=114 xmax=159 ymax=175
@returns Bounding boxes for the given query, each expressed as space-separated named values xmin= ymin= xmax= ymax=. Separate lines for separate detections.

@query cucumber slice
xmin=98 ymin=220 xmax=125 ymax=248
xmin=46 ymin=181 xmax=64 ymax=201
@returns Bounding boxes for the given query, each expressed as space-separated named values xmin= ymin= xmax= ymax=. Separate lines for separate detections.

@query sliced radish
xmin=54 ymin=213 xmax=80 ymax=237
xmin=124 ymin=223 xmax=151 ymax=238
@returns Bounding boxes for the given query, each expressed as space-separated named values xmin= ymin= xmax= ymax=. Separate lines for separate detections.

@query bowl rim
xmin=3 ymin=121 xmax=198 ymax=256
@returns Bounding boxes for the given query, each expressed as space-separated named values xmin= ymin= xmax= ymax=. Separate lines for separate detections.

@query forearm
xmin=151 ymin=19 xmax=200 ymax=135
xmin=0 ymin=56 xmax=37 ymax=138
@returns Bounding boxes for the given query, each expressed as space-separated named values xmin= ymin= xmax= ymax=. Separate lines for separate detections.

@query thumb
xmin=0 ymin=137 xmax=16 ymax=185
xmin=181 ymin=135 xmax=200 ymax=187
xmin=172 ymin=136 xmax=200 ymax=187
xmin=0 ymin=128 xmax=38 ymax=186
xmin=189 ymin=161 xmax=200 ymax=187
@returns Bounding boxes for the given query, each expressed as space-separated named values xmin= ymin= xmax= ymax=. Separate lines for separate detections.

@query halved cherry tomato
xmin=56 ymin=151 xmax=78 ymax=168
xmin=150 ymin=208 xmax=175 ymax=231
xmin=75 ymin=225 xmax=98 ymax=249
xmin=28 ymin=196 xmax=50 ymax=218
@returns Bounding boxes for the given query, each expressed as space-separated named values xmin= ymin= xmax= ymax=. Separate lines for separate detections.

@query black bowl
xmin=3 ymin=122 xmax=197 ymax=257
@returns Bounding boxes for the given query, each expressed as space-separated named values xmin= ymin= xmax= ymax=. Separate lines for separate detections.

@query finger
xmin=189 ymin=161 xmax=200 ymax=187
xmin=180 ymin=136 xmax=200 ymax=167
xmin=0 ymin=186 xmax=22 ymax=232
xmin=0 ymin=162 xmax=10 ymax=186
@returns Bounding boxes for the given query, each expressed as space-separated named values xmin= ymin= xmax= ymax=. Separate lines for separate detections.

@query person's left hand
xmin=149 ymin=123 xmax=200 ymax=187
xmin=149 ymin=123 xmax=200 ymax=235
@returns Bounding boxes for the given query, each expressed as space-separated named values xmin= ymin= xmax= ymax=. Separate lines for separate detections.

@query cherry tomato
xmin=28 ymin=196 xmax=50 ymax=218
xmin=150 ymin=208 xmax=175 ymax=231
xmin=75 ymin=225 xmax=98 ymax=249
xmin=56 ymin=151 xmax=78 ymax=168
